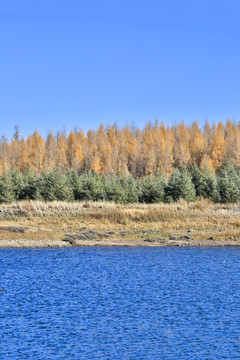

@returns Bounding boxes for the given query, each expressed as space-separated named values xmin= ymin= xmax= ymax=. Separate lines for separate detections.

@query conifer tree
xmin=8 ymin=169 xmax=25 ymax=201
xmin=165 ymin=168 xmax=195 ymax=202
xmin=179 ymin=167 xmax=196 ymax=202
xmin=0 ymin=173 xmax=14 ymax=203
xmin=13 ymin=125 xmax=20 ymax=142
xmin=190 ymin=164 xmax=204 ymax=197
xmin=20 ymin=171 xmax=40 ymax=200
xmin=105 ymin=174 xmax=125 ymax=203
xmin=211 ymin=122 xmax=226 ymax=171
xmin=44 ymin=131 xmax=56 ymax=171
xmin=217 ymin=168 xmax=240 ymax=203
xmin=140 ymin=173 xmax=166 ymax=203
xmin=164 ymin=169 xmax=182 ymax=202
xmin=118 ymin=175 xmax=140 ymax=203
xmin=75 ymin=172 xmax=105 ymax=201
xmin=18 ymin=138 xmax=29 ymax=173
xmin=201 ymin=167 xmax=220 ymax=202
xmin=39 ymin=169 xmax=73 ymax=201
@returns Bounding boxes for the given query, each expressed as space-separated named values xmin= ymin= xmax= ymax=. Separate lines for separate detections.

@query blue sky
xmin=1 ymin=0 xmax=240 ymax=139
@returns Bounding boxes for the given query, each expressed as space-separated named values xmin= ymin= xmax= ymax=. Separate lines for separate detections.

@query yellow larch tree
xmin=0 ymin=136 xmax=10 ymax=174
xmin=9 ymin=139 xmax=19 ymax=170
xmin=18 ymin=138 xmax=29 ymax=173
xmin=200 ymin=154 xmax=214 ymax=172
xmin=157 ymin=125 xmax=174 ymax=177
xmin=27 ymin=131 xmax=45 ymax=172
xmin=141 ymin=123 xmax=156 ymax=175
xmin=203 ymin=121 xmax=213 ymax=156
xmin=56 ymin=134 xmax=67 ymax=170
xmin=66 ymin=131 xmax=76 ymax=169
xmin=44 ymin=131 xmax=56 ymax=171
xmin=210 ymin=122 xmax=226 ymax=171
xmin=189 ymin=121 xmax=204 ymax=166
xmin=173 ymin=123 xmax=190 ymax=168
xmin=90 ymin=145 xmax=103 ymax=173
xmin=225 ymin=119 xmax=238 ymax=165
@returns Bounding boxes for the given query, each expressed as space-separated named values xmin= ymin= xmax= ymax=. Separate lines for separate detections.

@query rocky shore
xmin=0 ymin=227 xmax=239 ymax=248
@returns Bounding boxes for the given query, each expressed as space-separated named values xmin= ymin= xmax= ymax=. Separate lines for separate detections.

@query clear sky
xmin=1 ymin=0 xmax=240 ymax=139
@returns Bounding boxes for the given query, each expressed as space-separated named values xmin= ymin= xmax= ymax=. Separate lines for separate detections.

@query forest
xmin=0 ymin=120 xmax=240 ymax=204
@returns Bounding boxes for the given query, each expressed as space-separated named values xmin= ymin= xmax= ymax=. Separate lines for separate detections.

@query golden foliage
xmin=1 ymin=120 xmax=240 ymax=175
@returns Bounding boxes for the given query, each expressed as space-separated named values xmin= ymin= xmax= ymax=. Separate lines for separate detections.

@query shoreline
xmin=0 ymin=237 xmax=240 ymax=248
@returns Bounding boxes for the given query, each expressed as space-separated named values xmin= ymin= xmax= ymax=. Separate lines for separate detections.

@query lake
xmin=0 ymin=247 xmax=240 ymax=359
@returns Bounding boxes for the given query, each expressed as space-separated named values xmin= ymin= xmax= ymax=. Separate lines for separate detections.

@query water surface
xmin=0 ymin=247 xmax=240 ymax=359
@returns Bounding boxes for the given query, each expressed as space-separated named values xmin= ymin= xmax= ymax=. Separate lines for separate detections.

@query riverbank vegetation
xmin=0 ymin=199 xmax=239 ymax=244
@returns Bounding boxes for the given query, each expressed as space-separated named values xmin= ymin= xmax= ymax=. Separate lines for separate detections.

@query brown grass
xmin=0 ymin=199 xmax=239 ymax=241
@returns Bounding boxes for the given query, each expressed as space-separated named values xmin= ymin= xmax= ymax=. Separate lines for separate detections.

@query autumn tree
xmin=18 ymin=138 xmax=29 ymax=173
xmin=173 ymin=123 xmax=190 ymax=168
xmin=189 ymin=121 xmax=204 ymax=166
xmin=44 ymin=131 xmax=56 ymax=171
xmin=0 ymin=136 xmax=9 ymax=174
xmin=2 ymin=120 xmax=240 ymax=180
xmin=211 ymin=122 xmax=226 ymax=171
xmin=56 ymin=134 xmax=67 ymax=170
xmin=27 ymin=131 xmax=45 ymax=172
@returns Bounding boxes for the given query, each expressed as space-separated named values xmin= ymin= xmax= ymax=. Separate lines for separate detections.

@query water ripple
xmin=0 ymin=247 xmax=240 ymax=359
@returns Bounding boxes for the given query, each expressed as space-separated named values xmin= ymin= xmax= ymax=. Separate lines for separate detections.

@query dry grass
xmin=0 ymin=199 xmax=239 ymax=241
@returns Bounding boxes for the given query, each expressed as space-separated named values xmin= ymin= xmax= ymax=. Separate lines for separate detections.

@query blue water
xmin=0 ymin=247 xmax=240 ymax=359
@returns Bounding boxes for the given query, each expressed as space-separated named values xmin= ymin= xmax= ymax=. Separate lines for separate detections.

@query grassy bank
xmin=0 ymin=199 xmax=239 ymax=246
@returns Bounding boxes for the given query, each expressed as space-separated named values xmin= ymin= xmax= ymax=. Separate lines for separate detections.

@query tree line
xmin=0 ymin=162 xmax=240 ymax=203
xmin=1 ymin=119 xmax=240 ymax=176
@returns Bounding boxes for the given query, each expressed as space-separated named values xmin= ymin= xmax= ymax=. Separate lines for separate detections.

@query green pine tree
xmin=76 ymin=172 xmax=105 ymax=201
xmin=118 ymin=175 xmax=140 ymax=204
xmin=164 ymin=169 xmax=182 ymax=202
xmin=105 ymin=174 xmax=125 ymax=203
xmin=217 ymin=168 xmax=240 ymax=203
xmin=140 ymin=173 xmax=166 ymax=203
xmin=201 ymin=167 xmax=220 ymax=202
xmin=179 ymin=167 xmax=196 ymax=202
xmin=8 ymin=169 xmax=25 ymax=200
xmin=20 ymin=171 xmax=40 ymax=200
xmin=190 ymin=164 xmax=205 ymax=197
xmin=0 ymin=173 xmax=14 ymax=203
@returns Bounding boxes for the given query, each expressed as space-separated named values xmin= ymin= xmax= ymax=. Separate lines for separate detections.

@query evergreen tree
xmin=190 ymin=164 xmax=205 ymax=197
xmin=8 ymin=169 xmax=25 ymax=200
xmin=222 ymin=161 xmax=240 ymax=188
xmin=179 ymin=167 xmax=196 ymax=202
xmin=201 ymin=167 xmax=220 ymax=202
xmin=165 ymin=168 xmax=195 ymax=202
xmin=217 ymin=167 xmax=240 ymax=203
xmin=13 ymin=125 xmax=20 ymax=142
xmin=164 ymin=169 xmax=182 ymax=202
xmin=20 ymin=171 xmax=40 ymax=200
xmin=39 ymin=169 xmax=73 ymax=201
xmin=140 ymin=173 xmax=166 ymax=203
xmin=68 ymin=170 xmax=81 ymax=200
xmin=75 ymin=172 xmax=105 ymax=201
xmin=39 ymin=171 xmax=56 ymax=201
xmin=105 ymin=174 xmax=125 ymax=203
xmin=0 ymin=173 xmax=14 ymax=203
xmin=118 ymin=175 xmax=140 ymax=203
